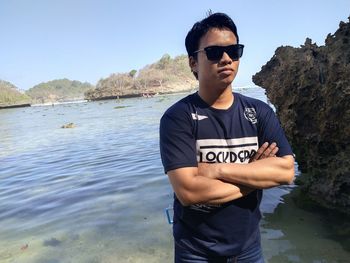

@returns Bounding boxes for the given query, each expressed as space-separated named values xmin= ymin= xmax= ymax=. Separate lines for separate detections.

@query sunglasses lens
xmin=205 ymin=45 xmax=244 ymax=61
xmin=206 ymin=47 xmax=224 ymax=61
xmin=227 ymin=45 xmax=243 ymax=61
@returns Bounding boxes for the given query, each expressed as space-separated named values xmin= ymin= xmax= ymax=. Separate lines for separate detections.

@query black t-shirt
xmin=159 ymin=92 xmax=293 ymax=256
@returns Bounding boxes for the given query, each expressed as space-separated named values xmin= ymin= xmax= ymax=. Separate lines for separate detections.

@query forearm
xmin=199 ymin=155 xmax=295 ymax=189
xmin=167 ymin=167 xmax=254 ymax=206
xmin=186 ymin=176 xmax=254 ymax=205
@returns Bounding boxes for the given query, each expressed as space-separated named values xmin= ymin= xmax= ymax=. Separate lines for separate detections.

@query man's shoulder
xmin=163 ymin=93 xmax=197 ymax=117
xmin=234 ymin=92 xmax=273 ymax=114
xmin=234 ymin=92 xmax=268 ymax=108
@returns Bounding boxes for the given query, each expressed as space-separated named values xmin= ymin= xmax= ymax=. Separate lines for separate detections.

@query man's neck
xmin=198 ymin=84 xmax=234 ymax=110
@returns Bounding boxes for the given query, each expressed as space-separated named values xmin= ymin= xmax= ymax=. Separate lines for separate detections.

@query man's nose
xmin=219 ymin=51 xmax=232 ymax=65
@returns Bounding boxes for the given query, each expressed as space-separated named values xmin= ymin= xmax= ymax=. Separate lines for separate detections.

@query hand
xmin=249 ymin=142 xmax=278 ymax=163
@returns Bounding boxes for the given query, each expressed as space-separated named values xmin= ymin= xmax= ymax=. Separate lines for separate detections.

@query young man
xmin=159 ymin=13 xmax=294 ymax=263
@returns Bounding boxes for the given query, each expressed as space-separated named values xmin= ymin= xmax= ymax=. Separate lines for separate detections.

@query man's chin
xmin=218 ymin=77 xmax=234 ymax=87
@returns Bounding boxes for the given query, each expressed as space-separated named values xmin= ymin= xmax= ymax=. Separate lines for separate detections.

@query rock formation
xmin=253 ymin=17 xmax=350 ymax=215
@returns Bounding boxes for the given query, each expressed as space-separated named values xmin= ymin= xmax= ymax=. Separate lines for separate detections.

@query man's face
xmin=190 ymin=28 xmax=240 ymax=90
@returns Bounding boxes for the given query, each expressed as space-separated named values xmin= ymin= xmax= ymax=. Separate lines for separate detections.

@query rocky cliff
xmin=253 ymin=18 xmax=350 ymax=215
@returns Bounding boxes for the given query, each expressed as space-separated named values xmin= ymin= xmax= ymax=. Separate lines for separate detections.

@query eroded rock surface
xmin=253 ymin=18 xmax=350 ymax=214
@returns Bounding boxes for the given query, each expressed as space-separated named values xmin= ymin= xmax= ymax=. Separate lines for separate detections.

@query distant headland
xmin=0 ymin=54 xmax=197 ymax=109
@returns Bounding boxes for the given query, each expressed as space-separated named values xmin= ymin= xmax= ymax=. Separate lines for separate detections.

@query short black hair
xmin=185 ymin=12 xmax=239 ymax=79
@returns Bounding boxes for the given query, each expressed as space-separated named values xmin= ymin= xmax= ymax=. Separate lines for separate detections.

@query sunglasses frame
xmin=193 ymin=44 xmax=244 ymax=61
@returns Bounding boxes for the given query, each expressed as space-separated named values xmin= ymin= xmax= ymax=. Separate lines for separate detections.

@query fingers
xmin=257 ymin=142 xmax=269 ymax=159
xmin=262 ymin=142 xmax=278 ymax=158
xmin=250 ymin=142 xmax=269 ymax=162
xmin=250 ymin=142 xmax=268 ymax=162
xmin=249 ymin=142 xmax=279 ymax=163
xmin=270 ymin=144 xmax=279 ymax=157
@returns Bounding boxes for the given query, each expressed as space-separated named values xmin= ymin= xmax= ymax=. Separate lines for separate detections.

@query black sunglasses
xmin=193 ymin=44 xmax=244 ymax=61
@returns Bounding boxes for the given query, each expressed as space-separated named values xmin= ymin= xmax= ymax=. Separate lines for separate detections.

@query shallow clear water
xmin=0 ymin=88 xmax=348 ymax=262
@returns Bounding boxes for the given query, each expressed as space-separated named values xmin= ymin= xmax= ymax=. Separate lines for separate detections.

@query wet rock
xmin=61 ymin=122 xmax=75 ymax=128
xmin=114 ymin=105 xmax=130 ymax=109
xmin=43 ymin=237 xmax=62 ymax=247
xmin=20 ymin=244 xmax=28 ymax=251
xmin=253 ymin=17 xmax=350 ymax=215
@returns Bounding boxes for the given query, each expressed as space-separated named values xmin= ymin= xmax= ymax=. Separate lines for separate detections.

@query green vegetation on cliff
xmin=137 ymin=54 xmax=193 ymax=90
xmin=85 ymin=54 xmax=196 ymax=100
xmin=26 ymin=79 xmax=94 ymax=104
xmin=0 ymin=80 xmax=31 ymax=106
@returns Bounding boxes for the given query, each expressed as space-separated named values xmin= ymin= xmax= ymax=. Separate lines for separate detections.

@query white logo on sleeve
xmin=191 ymin=112 xmax=208 ymax=120
xmin=244 ymin=107 xmax=257 ymax=124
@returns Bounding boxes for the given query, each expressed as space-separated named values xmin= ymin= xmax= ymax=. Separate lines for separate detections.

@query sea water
xmin=0 ymin=87 xmax=348 ymax=262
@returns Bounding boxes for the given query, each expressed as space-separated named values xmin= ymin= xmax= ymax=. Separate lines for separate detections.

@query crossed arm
xmin=167 ymin=142 xmax=295 ymax=206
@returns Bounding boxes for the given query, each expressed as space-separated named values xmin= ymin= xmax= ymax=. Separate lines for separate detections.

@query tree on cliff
xmin=137 ymin=66 xmax=169 ymax=91
xmin=91 ymin=73 xmax=134 ymax=97
xmin=136 ymin=54 xmax=192 ymax=91
xmin=110 ymin=73 xmax=132 ymax=95
xmin=157 ymin=54 xmax=171 ymax=69
xmin=129 ymin=69 xmax=137 ymax=78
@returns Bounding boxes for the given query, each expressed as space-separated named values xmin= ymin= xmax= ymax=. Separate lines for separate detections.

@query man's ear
xmin=189 ymin=56 xmax=198 ymax=74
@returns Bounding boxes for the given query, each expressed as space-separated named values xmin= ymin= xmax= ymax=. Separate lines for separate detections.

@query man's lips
xmin=218 ymin=67 xmax=234 ymax=74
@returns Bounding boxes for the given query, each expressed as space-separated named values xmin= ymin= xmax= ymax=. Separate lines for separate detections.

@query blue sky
xmin=0 ymin=0 xmax=349 ymax=90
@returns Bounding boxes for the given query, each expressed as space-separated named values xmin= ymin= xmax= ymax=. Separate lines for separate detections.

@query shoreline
xmin=0 ymin=103 xmax=31 ymax=110
xmin=0 ymin=86 xmax=259 ymax=108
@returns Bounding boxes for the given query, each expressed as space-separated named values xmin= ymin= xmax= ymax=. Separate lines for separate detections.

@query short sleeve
xmin=257 ymin=106 xmax=293 ymax=157
xmin=159 ymin=111 xmax=198 ymax=173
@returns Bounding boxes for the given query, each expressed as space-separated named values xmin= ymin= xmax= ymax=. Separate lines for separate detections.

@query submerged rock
xmin=61 ymin=123 xmax=75 ymax=129
xmin=43 ymin=237 xmax=62 ymax=247
xmin=253 ymin=17 xmax=350 ymax=215
xmin=114 ymin=105 xmax=130 ymax=109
